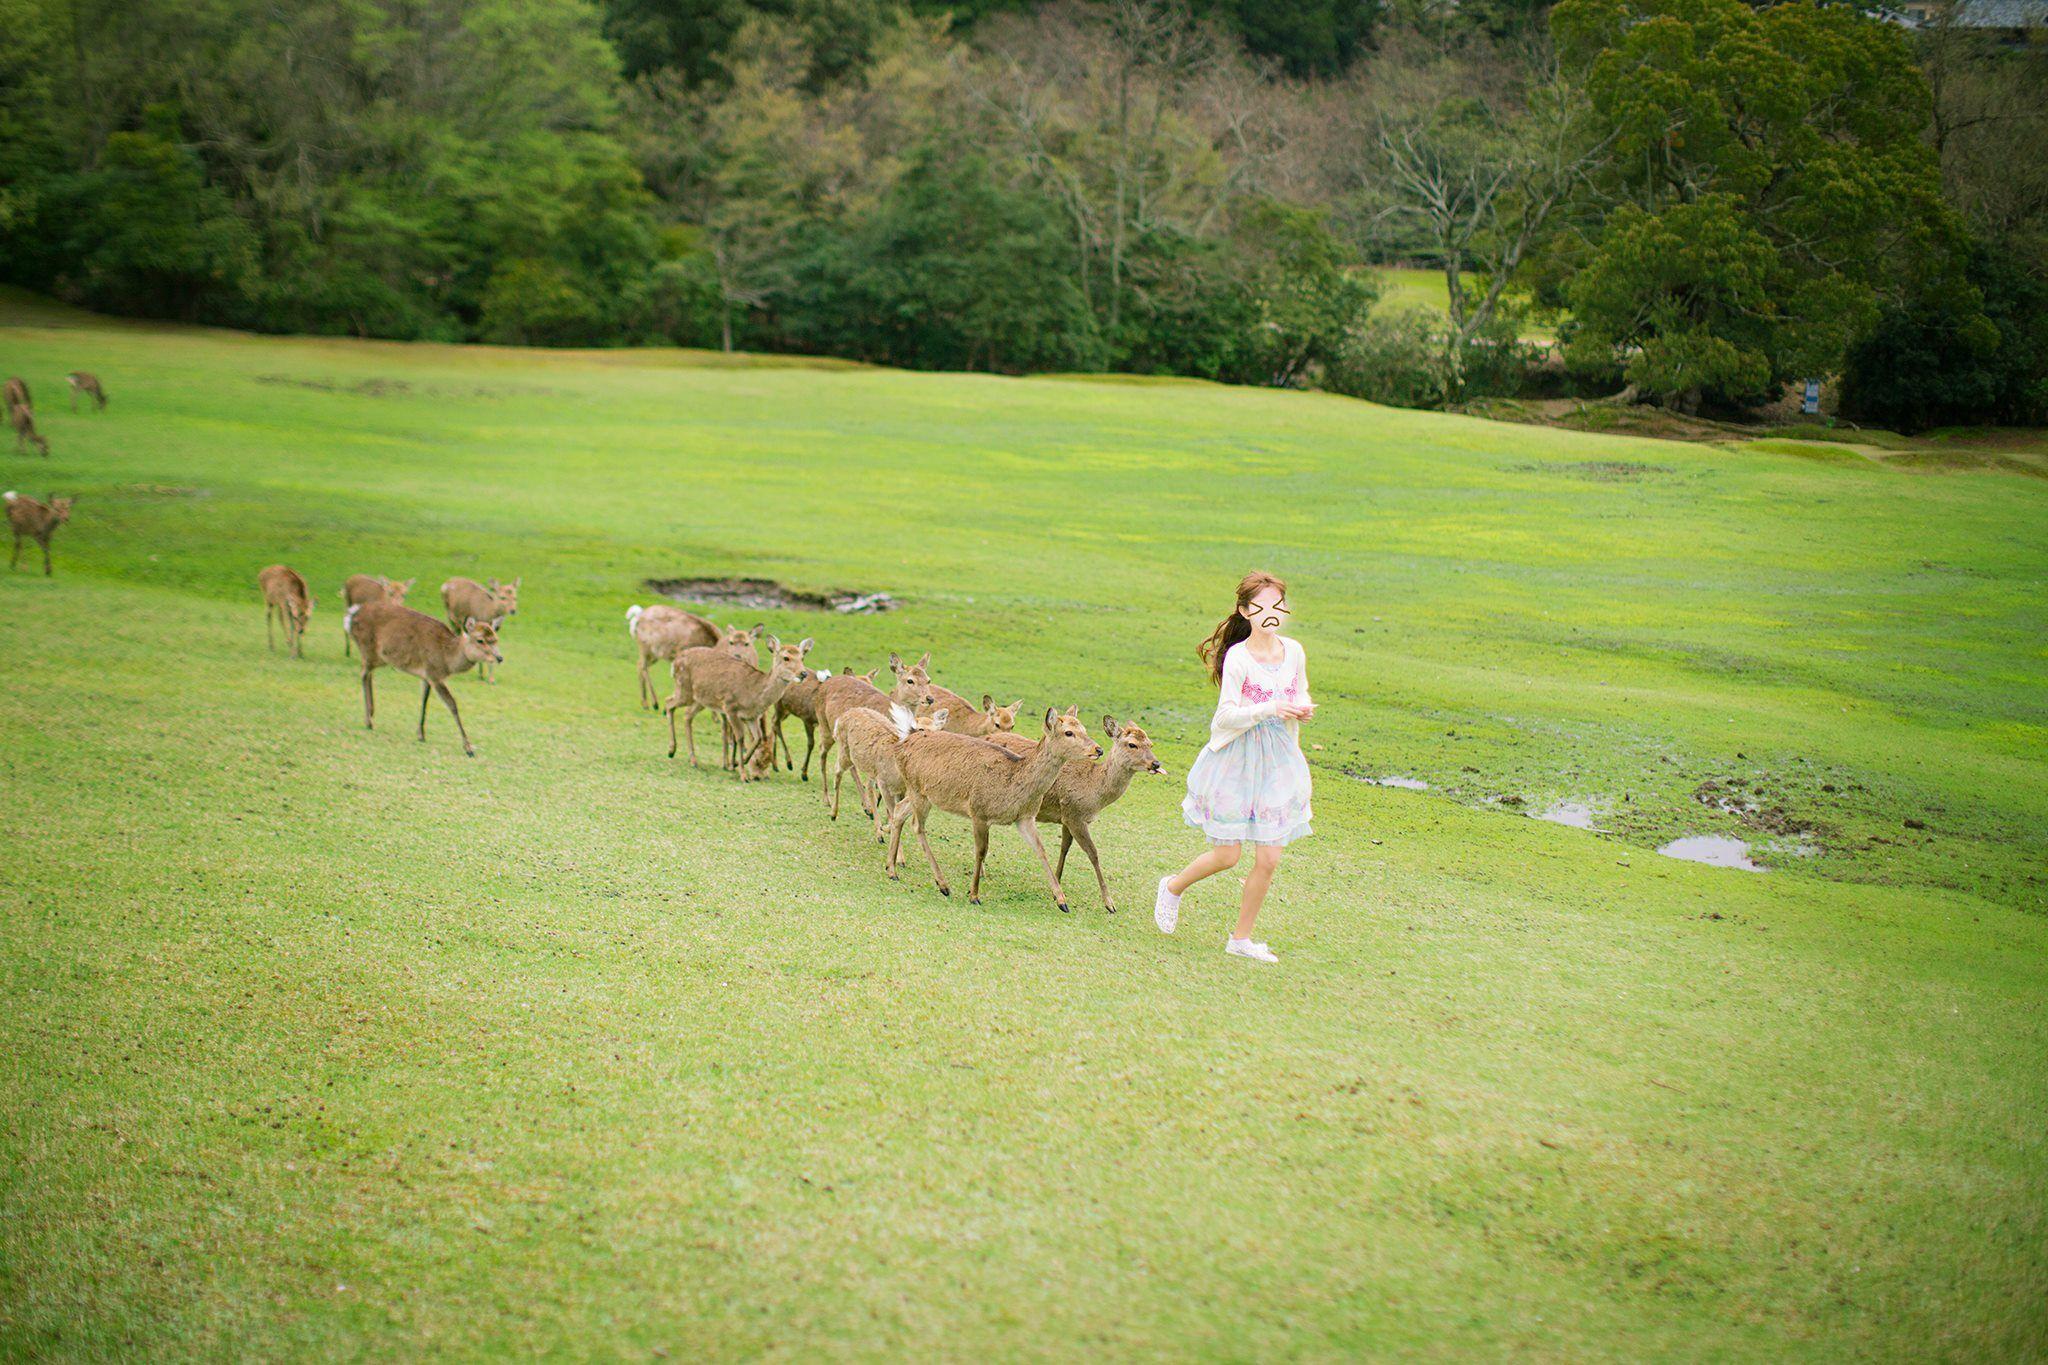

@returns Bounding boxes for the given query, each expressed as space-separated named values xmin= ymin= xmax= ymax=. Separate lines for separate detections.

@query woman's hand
xmin=1278 ymin=702 xmax=1315 ymax=723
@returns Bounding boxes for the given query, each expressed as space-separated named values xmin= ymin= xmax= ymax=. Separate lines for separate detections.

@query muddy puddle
xmin=1533 ymin=802 xmax=1599 ymax=830
xmin=1657 ymin=835 xmax=1764 ymax=871
xmin=648 ymin=577 xmax=896 ymax=613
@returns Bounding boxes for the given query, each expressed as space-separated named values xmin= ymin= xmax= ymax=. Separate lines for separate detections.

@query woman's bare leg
xmin=1167 ymin=842 xmax=1240 ymax=896
xmin=1236 ymin=844 xmax=1283 ymax=940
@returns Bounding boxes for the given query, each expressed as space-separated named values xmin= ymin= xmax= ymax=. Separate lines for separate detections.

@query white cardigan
xmin=1206 ymin=636 xmax=1311 ymax=753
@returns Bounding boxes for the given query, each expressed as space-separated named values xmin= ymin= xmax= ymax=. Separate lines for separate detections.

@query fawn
xmin=65 ymin=372 xmax=107 ymax=412
xmin=257 ymin=564 xmax=314 ymax=658
xmin=341 ymin=575 xmax=414 ymax=656
xmin=988 ymin=716 xmax=1166 ymax=912
xmin=626 ymin=603 xmax=719 ymax=709
xmin=9 ymin=404 xmax=48 ymax=457
xmin=441 ymin=577 xmax=519 ymax=681
xmin=886 ymin=707 xmax=1101 ymax=911
xmin=672 ymin=636 xmax=813 ymax=776
xmin=831 ymin=703 xmax=948 ymax=842
xmin=5 ymin=492 xmax=73 ymax=576
xmin=814 ymin=667 xmax=933 ymax=809
xmin=347 ymin=601 xmax=502 ymax=757
xmin=662 ymin=626 xmax=763 ymax=759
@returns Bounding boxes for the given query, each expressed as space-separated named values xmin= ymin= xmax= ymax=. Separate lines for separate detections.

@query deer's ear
xmin=1010 ymin=698 xmax=1024 ymax=712
xmin=464 ymin=615 xmax=478 ymax=631
xmin=1103 ymin=715 xmax=1120 ymax=737
xmin=1044 ymin=707 xmax=1056 ymax=731
xmin=798 ymin=637 xmax=814 ymax=653
xmin=930 ymin=708 xmax=949 ymax=728
xmin=487 ymin=578 xmax=498 ymax=591
xmin=982 ymin=693 xmax=994 ymax=711
xmin=916 ymin=652 xmax=930 ymax=670
xmin=889 ymin=653 xmax=903 ymax=672
xmin=762 ymin=633 xmax=780 ymax=651
xmin=513 ymin=576 xmax=522 ymax=588
xmin=1064 ymin=704 xmax=1079 ymax=718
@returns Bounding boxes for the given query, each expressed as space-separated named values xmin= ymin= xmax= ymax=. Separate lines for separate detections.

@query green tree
xmin=1550 ymin=0 xmax=1960 ymax=411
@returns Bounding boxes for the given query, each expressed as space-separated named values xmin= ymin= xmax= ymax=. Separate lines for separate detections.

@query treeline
xmin=0 ymin=0 xmax=2042 ymax=429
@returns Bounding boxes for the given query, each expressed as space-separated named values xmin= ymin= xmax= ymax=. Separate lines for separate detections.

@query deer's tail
xmin=626 ymin=604 xmax=644 ymax=636
xmin=2 ymin=491 xmax=15 ymax=504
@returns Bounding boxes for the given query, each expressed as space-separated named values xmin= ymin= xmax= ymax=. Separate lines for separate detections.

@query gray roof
xmin=1881 ymin=0 xmax=2048 ymax=26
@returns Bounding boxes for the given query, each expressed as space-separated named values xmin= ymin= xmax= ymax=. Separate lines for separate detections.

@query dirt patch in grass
xmin=1516 ymin=459 xmax=1673 ymax=482
xmin=647 ymin=577 xmax=897 ymax=613
xmin=256 ymin=374 xmax=413 ymax=398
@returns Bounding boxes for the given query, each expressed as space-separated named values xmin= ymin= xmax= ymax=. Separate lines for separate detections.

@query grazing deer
xmin=340 ymin=575 xmax=414 ymax=656
xmin=441 ymin=576 xmax=519 ymax=681
xmin=831 ymin=703 xmax=947 ymax=842
xmin=9 ymin=404 xmax=48 ymax=457
xmin=346 ymin=600 xmax=502 ymax=757
xmin=65 ymin=371 xmax=106 ymax=412
xmin=626 ymin=603 xmax=719 ymax=709
xmin=661 ymin=626 xmax=763 ymax=759
xmin=886 ymin=707 xmax=1101 ymax=911
xmin=988 ymin=716 xmax=1166 ymax=912
xmin=672 ymin=635 xmax=813 ymax=777
xmin=5 ymin=492 xmax=73 ymax=576
xmin=257 ymin=564 xmax=314 ymax=658
xmin=2 ymin=378 xmax=27 ymax=411
xmin=814 ymin=667 xmax=932 ymax=809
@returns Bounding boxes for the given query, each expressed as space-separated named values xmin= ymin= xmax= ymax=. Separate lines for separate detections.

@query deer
xmin=671 ymin=635 xmax=813 ymax=777
xmin=65 ymin=371 xmax=106 ymax=412
xmin=441 ymin=576 xmax=519 ymax=681
xmin=346 ymin=600 xmax=502 ymax=757
xmin=662 ymin=626 xmax=764 ymax=759
xmin=340 ymin=575 xmax=414 ymax=656
xmin=9 ymin=404 xmax=48 ymax=457
xmin=987 ymin=716 xmax=1166 ymax=912
xmin=830 ymin=703 xmax=948 ymax=842
xmin=5 ymin=492 xmax=73 ymax=576
xmin=2 ymin=378 xmax=27 ymax=411
xmin=771 ymin=670 xmax=832 ymax=779
xmin=885 ymin=707 xmax=1101 ymax=912
xmin=257 ymin=564 xmax=314 ymax=658
xmin=814 ymin=666 xmax=934 ymax=810
xmin=626 ymin=603 xmax=719 ymax=709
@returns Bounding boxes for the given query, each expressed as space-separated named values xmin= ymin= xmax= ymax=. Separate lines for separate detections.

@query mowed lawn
xmin=2 ymin=290 xmax=2044 ymax=1359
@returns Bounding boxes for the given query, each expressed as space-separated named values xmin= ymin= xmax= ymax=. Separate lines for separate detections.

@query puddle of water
xmin=1371 ymin=776 xmax=1429 ymax=790
xmin=1534 ymin=802 xmax=1598 ymax=829
xmin=1657 ymin=835 xmax=1764 ymax=871
xmin=648 ymin=577 xmax=897 ymax=613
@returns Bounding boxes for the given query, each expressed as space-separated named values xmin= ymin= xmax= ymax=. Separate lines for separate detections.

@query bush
xmin=479 ymin=259 xmax=615 ymax=347
xmin=1325 ymin=310 xmax=1457 ymax=408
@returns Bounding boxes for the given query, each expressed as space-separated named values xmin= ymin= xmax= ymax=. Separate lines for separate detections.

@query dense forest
xmin=1 ymin=0 xmax=2042 ymax=426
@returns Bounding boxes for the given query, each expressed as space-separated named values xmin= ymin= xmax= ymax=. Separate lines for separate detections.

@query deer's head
xmin=387 ymin=576 xmax=416 ymax=604
xmin=48 ymin=496 xmax=73 ymax=524
xmin=461 ymin=616 xmax=503 ymax=666
xmin=981 ymin=695 xmax=1024 ymax=732
xmin=1103 ymin=716 xmax=1166 ymax=775
xmin=764 ymin=635 xmax=814 ymax=683
xmin=717 ymin=624 xmax=759 ymax=660
xmin=888 ymin=651 xmax=933 ymax=707
xmin=487 ymin=577 xmax=521 ymax=615
xmin=1042 ymin=705 xmax=1101 ymax=761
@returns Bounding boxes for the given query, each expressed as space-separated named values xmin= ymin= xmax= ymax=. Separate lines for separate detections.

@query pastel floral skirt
xmin=1182 ymin=720 xmax=1313 ymax=846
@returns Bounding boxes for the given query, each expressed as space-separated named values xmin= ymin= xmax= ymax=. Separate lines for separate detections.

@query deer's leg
xmin=1016 ymin=818 xmax=1069 ymax=913
xmin=911 ymin=799 xmax=949 ymax=898
xmin=1056 ymin=827 xmax=1073 ymax=880
xmin=968 ymin=821 xmax=991 ymax=905
xmin=637 ymin=652 xmax=652 ymax=709
xmin=817 ymin=730 xmax=838 ymax=809
xmin=870 ymin=777 xmax=894 ymax=844
xmin=683 ymin=703 xmax=703 ymax=766
xmin=417 ymin=679 xmax=433 ymax=740
xmin=774 ymin=714 xmax=792 ymax=771
xmin=1068 ymin=822 xmax=1113 ymax=912
xmin=40 ymin=538 xmax=50 ymax=577
xmin=361 ymin=668 xmax=376 ymax=730
xmin=343 ymin=617 xmax=353 ymax=657
xmin=266 ymin=603 xmax=276 ymax=651
xmin=829 ymin=748 xmax=849 ymax=820
xmin=800 ymin=720 xmax=816 ymax=782
xmin=434 ymin=680 xmax=476 ymax=757
xmin=664 ymin=691 xmax=684 ymax=757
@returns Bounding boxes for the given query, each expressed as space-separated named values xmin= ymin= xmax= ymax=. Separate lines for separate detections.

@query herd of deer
xmin=5 ymin=371 xmax=101 ymax=577
xmin=628 ymin=603 xmax=1168 ymax=914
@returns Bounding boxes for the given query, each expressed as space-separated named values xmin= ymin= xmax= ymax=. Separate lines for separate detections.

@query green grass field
xmin=1370 ymin=266 xmax=1557 ymax=342
xmin=2 ymin=288 xmax=2044 ymax=1359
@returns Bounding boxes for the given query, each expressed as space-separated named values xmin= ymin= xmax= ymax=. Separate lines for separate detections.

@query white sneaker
xmin=1226 ymin=938 xmax=1278 ymax=964
xmin=1154 ymin=877 xmax=1181 ymax=933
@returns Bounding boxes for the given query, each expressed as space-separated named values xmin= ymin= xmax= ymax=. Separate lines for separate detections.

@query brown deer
xmin=340 ymin=575 xmax=414 ymax=656
xmin=886 ymin=708 xmax=1101 ymax=911
xmin=627 ymin=603 xmax=719 ymax=709
xmin=2 ymin=378 xmax=27 ymax=411
xmin=814 ymin=666 xmax=933 ymax=809
xmin=831 ymin=703 xmax=948 ymax=842
xmin=65 ymin=371 xmax=107 ymax=412
xmin=347 ymin=600 xmax=502 ymax=757
xmin=661 ymin=626 xmax=763 ymax=759
xmin=771 ymin=670 xmax=828 ymax=778
xmin=257 ymin=564 xmax=314 ymax=658
xmin=441 ymin=576 xmax=519 ymax=681
xmin=9 ymin=404 xmax=48 ymax=457
xmin=5 ymin=492 xmax=73 ymax=576
xmin=988 ymin=716 xmax=1166 ymax=912
xmin=671 ymin=635 xmax=813 ymax=777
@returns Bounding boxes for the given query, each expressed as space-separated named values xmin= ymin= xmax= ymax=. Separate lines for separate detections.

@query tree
xmin=1549 ymin=0 xmax=1962 ymax=411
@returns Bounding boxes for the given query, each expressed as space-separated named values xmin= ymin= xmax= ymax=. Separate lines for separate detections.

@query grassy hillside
xmin=2 ymin=289 xmax=2044 ymax=1358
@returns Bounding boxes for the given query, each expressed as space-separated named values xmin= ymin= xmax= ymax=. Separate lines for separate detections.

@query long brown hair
xmin=1197 ymin=571 xmax=1286 ymax=685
